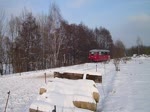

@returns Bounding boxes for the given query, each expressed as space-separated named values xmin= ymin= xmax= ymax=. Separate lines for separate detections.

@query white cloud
xmin=127 ymin=13 xmax=150 ymax=33
xmin=114 ymin=13 xmax=150 ymax=47
xmin=129 ymin=13 xmax=150 ymax=23
xmin=110 ymin=13 xmax=150 ymax=47
xmin=68 ymin=0 xmax=92 ymax=8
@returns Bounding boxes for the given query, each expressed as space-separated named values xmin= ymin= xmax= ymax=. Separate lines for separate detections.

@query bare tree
xmin=113 ymin=39 xmax=126 ymax=59
xmin=94 ymin=27 xmax=113 ymax=50
xmin=2 ymin=36 xmax=12 ymax=74
xmin=38 ymin=14 xmax=49 ymax=69
xmin=13 ymin=11 xmax=42 ymax=72
xmin=48 ymin=3 xmax=65 ymax=67
xmin=8 ymin=16 xmax=21 ymax=73
xmin=0 ymin=10 xmax=6 ymax=75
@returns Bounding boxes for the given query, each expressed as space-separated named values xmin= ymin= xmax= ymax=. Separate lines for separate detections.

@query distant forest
xmin=0 ymin=3 xmax=149 ymax=75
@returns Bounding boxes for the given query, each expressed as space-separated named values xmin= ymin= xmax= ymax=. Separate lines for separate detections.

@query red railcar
xmin=88 ymin=49 xmax=110 ymax=62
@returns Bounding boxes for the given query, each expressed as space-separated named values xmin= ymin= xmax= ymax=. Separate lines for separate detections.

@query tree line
xmin=1 ymin=3 xmax=148 ymax=75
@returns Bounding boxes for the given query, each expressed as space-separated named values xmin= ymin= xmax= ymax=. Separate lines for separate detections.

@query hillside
xmin=0 ymin=56 xmax=150 ymax=112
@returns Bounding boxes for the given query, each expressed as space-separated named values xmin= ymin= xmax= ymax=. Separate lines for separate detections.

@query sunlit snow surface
xmin=99 ymin=57 xmax=150 ymax=112
xmin=0 ymin=56 xmax=150 ymax=112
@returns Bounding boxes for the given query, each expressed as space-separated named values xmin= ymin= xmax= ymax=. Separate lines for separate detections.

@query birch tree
xmin=9 ymin=16 xmax=21 ymax=73
xmin=48 ymin=3 xmax=65 ymax=67
xmin=0 ymin=10 xmax=6 ymax=75
xmin=38 ymin=14 xmax=49 ymax=68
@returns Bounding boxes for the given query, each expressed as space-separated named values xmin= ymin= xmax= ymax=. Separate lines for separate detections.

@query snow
xmin=0 ymin=56 xmax=150 ymax=112
xmin=30 ymin=78 xmax=98 ymax=112
xmin=100 ymin=57 xmax=150 ymax=112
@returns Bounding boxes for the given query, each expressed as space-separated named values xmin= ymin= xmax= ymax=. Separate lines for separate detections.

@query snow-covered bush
xmin=122 ymin=57 xmax=132 ymax=64
xmin=113 ymin=59 xmax=120 ymax=71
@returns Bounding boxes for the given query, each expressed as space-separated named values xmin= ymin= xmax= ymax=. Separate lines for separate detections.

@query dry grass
xmin=39 ymin=87 xmax=47 ymax=95
xmin=73 ymin=101 xmax=97 ymax=111
xmin=93 ymin=92 xmax=100 ymax=103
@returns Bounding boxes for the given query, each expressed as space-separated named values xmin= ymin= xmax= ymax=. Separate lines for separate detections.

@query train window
xmin=90 ymin=52 xmax=94 ymax=54
xmin=101 ymin=52 xmax=104 ymax=55
xmin=94 ymin=52 xmax=98 ymax=55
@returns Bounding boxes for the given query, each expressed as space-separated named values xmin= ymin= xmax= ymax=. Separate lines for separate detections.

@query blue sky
xmin=0 ymin=0 xmax=150 ymax=47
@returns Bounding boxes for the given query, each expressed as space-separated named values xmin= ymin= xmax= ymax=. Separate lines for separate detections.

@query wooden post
xmin=4 ymin=91 xmax=10 ymax=112
xmin=52 ymin=105 xmax=56 ymax=112
xmin=96 ymin=64 xmax=97 ymax=72
xmin=36 ymin=107 xmax=38 ymax=112
xmin=44 ymin=73 xmax=47 ymax=84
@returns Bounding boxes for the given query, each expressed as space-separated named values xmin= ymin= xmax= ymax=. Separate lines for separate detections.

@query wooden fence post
xmin=96 ymin=64 xmax=97 ymax=72
xmin=44 ymin=73 xmax=47 ymax=84
xmin=52 ymin=105 xmax=56 ymax=112
xmin=4 ymin=91 xmax=10 ymax=112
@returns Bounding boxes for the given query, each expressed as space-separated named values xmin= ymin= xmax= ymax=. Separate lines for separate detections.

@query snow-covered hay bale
xmin=39 ymin=87 xmax=47 ymax=95
xmin=29 ymin=101 xmax=54 ymax=112
xmin=73 ymin=101 xmax=97 ymax=111
xmin=29 ymin=100 xmax=95 ymax=112
xmin=30 ymin=78 xmax=100 ymax=112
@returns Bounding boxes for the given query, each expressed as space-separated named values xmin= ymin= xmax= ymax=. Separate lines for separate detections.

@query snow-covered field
xmin=0 ymin=56 xmax=150 ymax=112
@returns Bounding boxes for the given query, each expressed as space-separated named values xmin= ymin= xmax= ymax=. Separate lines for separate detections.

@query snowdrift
xmin=29 ymin=78 xmax=100 ymax=112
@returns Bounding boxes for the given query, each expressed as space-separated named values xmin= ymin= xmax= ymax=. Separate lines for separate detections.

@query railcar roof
xmin=89 ymin=49 xmax=110 ymax=52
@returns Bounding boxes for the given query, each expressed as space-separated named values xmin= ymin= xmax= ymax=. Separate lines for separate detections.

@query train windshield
xmin=89 ymin=49 xmax=109 ymax=54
